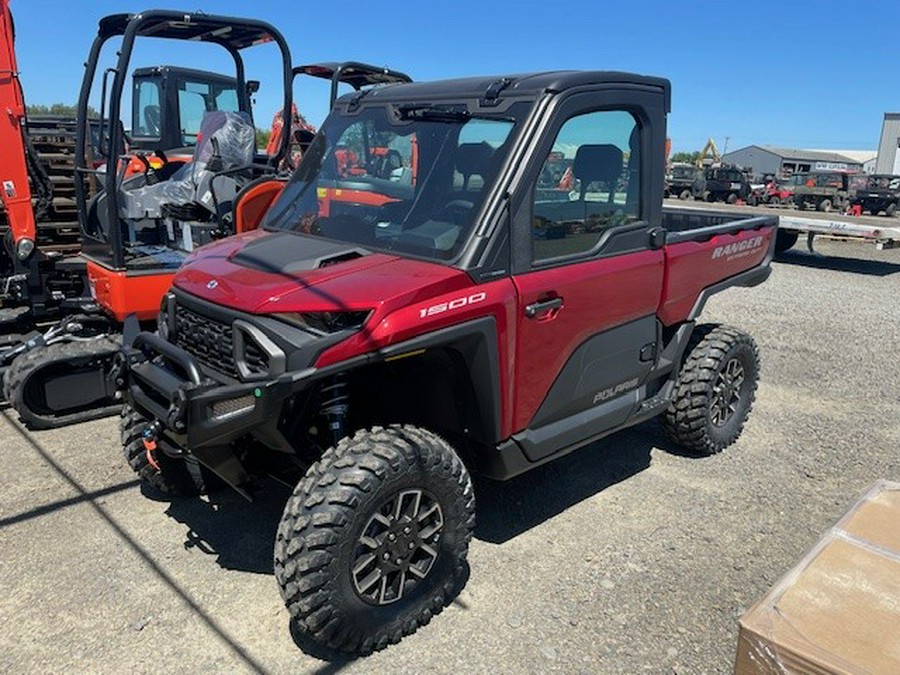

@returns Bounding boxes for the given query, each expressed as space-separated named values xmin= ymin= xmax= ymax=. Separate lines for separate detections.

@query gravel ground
xmin=1 ymin=237 xmax=898 ymax=674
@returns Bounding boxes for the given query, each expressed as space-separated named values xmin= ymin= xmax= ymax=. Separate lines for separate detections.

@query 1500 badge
xmin=419 ymin=292 xmax=487 ymax=319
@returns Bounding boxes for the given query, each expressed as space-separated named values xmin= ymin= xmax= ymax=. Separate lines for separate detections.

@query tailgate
xmin=658 ymin=215 xmax=777 ymax=325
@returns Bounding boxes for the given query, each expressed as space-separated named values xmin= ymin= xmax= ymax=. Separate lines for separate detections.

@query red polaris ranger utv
xmin=119 ymin=71 xmax=777 ymax=653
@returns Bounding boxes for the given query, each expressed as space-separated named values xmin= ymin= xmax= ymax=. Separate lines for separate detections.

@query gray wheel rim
xmin=351 ymin=489 xmax=444 ymax=606
xmin=710 ymin=357 xmax=745 ymax=427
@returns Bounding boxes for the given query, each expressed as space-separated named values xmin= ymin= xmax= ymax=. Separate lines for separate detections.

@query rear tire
xmin=726 ymin=193 xmax=738 ymax=204
xmin=768 ymin=195 xmax=781 ymax=206
xmin=818 ymin=198 xmax=832 ymax=212
xmin=886 ymin=203 xmax=896 ymax=217
xmin=120 ymin=405 xmax=207 ymax=497
xmin=679 ymin=189 xmax=692 ymax=201
xmin=663 ymin=324 xmax=760 ymax=456
xmin=274 ymin=425 xmax=475 ymax=654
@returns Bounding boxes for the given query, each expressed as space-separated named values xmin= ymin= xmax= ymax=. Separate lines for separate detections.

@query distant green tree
xmin=27 ymin=103 xmax=99 ymax=117
xmin=670 ymin=151 xmax=701 ymax=164
xmin=255 ymin=128 xmax=271 ymax=150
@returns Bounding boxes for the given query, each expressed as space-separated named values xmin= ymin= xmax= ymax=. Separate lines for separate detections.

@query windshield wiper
xmin=395 ymin=104 xmax=470 ymax=122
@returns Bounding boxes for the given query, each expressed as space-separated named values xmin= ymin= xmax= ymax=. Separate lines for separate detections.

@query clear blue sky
xmin=9 ymin=0 xmax=899 ymax=153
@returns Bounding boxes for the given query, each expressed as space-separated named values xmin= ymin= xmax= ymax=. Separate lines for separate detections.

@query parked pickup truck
xmin=117 ymin=71 xmax=777 ymax=654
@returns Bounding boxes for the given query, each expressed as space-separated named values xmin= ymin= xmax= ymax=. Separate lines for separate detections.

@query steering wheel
xmin=438 ymin=199 xmax=475 ymax=226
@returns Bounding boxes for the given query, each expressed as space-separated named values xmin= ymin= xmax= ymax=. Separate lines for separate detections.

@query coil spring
xmin=319 ymin=376 xmax=349 ymax=444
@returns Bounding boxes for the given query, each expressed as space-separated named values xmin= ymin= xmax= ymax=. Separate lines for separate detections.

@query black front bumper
xmin=123 ymin=331 xmax=299 ymax=450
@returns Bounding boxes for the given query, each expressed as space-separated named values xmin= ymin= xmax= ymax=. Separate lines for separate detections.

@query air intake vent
xmin=318 ymin=251 xmax=364 ymax=268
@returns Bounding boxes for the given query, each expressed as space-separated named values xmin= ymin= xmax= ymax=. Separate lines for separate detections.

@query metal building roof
xmin=759 ymin=146 xmax=864 ymax=164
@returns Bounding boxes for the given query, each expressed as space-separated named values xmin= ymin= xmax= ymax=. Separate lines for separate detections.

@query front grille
xmin=174 ymin=304 xmax=239 ymax=380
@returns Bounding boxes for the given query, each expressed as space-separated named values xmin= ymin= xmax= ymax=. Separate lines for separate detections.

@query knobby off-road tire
xmin=275 ymin=425 xmax=476 ymax=654
xmin=120 ymin=405 xmax=207 ymax=497
xmin=663 ymin=324 xmax=760 ymax=456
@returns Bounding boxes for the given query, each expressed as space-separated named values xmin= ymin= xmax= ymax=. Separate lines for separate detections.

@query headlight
xmin=275 ymin=311 xmax=371 ymax=335
xmin=16 ymin=237 xmax=35 ymax=261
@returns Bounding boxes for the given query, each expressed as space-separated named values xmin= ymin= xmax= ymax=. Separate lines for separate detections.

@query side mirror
xmin=246 ymin=80 xmax=261 ymax=95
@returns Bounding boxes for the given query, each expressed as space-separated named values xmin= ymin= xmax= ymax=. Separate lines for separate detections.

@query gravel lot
xmin=1 ymin=236 xmax=898 ymax=674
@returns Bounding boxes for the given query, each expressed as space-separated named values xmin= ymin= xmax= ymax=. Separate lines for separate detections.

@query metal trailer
xmin=777 ymin=213 xmax=900 ymax=252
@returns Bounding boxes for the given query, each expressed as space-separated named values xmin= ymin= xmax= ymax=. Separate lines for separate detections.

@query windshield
xmin=263 ymin=105 xmax=516 ymax=261
xmin=671 ymin=166 xmax=695 ymax=179
xmin=867 ymin=175 xmax=900 ymax=190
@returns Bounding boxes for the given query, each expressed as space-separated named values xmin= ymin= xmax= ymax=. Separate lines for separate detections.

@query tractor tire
xmin=768 ymin=196 xmax=781 ymax=206
xmin=775 ymin=230 xmax=799 ymax=254
xmin=726 ymin=193 xmax=738 ymax=205
xmin=120 ymin=405 xmax=208 ymax=497
xmin=704 ymin=191 xmax=715 ymax=203
xmin=885 ymin=203 xmax=896 ymax=217
xmin=818 ymin=198 xmax=832 ymax=212
xmin=679 ymin=189 xmax=692 ymax=201
xmin=663 ymin=324 xmax=760 ymax=456
xmin=274 ymin=425 xmax=475 ymax=655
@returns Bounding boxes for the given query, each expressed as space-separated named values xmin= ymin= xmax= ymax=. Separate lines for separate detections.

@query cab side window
xmin=532 ymin=110 xmax=641 ymax=262
xmin=133 ymin=79 xmax=162 ymax=138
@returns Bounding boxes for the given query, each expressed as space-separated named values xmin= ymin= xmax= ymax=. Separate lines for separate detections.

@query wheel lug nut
xmin=395 ymin=558 xmax=403 ymax=565
xmin=408 ymin=542 xmax=415 ymax=550
xmin=388 ymin=533 xmax=396 ymax=541
xmin=403 ymin=526 xmax=411 ymax=534
xmin=383 ymin=552 xmax=390 ymax=560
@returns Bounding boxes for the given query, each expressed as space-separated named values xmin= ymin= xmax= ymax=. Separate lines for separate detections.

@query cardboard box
xmin=734 ymin=480 xmax=900 ymax=674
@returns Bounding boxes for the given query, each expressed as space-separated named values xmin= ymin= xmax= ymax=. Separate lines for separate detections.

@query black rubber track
xmin=663 ymin=324 xmax=760 ymax=456
xmin=120 ymin=404 xmax=206 ymax=497
xmin=274 ymin=425 xmax=475 ymax=655
xmin=4 ymin=336 xmax=122 ymax=428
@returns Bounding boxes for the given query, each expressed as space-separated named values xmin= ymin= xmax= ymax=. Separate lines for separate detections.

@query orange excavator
xmin=1 ymin=7 xmax=296 ymax=427
xmin=0 ymin=0 xmax=46 ymax=319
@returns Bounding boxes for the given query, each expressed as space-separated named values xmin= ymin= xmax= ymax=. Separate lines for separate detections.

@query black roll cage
xmin=293 ymin=61 xmax=412 ymax=110
xmin=74 ymin=9 xmax=293 ymax=270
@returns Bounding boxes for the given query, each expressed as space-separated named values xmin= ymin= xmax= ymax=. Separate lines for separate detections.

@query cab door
xmin=509 ymin=91 xmax=666 ymax=459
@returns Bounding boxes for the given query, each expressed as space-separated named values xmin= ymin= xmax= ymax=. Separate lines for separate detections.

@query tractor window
xmin=214 ymin=87 xmax=239 ymax=113
xmin=531 ymin=110 xmax=640 ymax=262
xmin=178 ymin=90 xmax=207 ymax=146
xmin=177 ymin=80 xmax=240 ymax=146
xmin=132 ymin=78 xmax=162 ymax=139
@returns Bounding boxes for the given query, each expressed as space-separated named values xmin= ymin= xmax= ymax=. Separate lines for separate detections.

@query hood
xmin=173 ymin=230 xmax=471 ymax=314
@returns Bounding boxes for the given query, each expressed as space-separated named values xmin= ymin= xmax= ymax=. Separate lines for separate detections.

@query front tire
xmin=663 ymin=325 xmax=760 ymax=456
xmin=120 ymin=405 xmax=208 ymax=497
xmin=275 ymin=425 xmax=475 ymax=654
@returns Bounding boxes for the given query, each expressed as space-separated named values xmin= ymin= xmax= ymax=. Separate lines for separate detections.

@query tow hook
xmin=142 ymin=421 xmax=161 ymax=470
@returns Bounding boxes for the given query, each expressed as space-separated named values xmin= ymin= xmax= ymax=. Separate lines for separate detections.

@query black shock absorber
xmin=319 ymin=376 xmax=349 ymax=445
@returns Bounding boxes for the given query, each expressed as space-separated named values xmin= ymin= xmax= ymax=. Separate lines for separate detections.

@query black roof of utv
xmin=338 ymin=70 xmax=671 ymax=111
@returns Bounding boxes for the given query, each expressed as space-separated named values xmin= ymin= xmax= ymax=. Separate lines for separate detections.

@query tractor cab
xmin=130 ymin=65 xmax=240 ymax=152
xmin=74 ymin=10 xmax=293 ymax=321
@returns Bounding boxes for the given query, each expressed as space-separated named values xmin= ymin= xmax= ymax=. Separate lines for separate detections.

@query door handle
xmin=525 ymin=296 xmax=563 ymax=318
